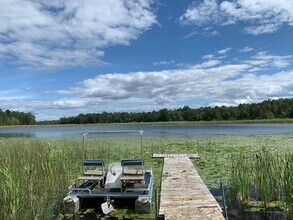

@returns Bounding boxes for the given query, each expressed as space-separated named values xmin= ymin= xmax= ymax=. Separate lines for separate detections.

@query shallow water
xmin=210 ymin=187 xmax=286 ymax=220
xmin=0 ymin=124 xmax=293 ymax=138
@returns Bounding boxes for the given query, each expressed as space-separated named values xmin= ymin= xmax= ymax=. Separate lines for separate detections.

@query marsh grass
xmin=0 ymin=135 xmax=292 ymax=219
xmin=227 ymin=138 xmax=293 ymax=218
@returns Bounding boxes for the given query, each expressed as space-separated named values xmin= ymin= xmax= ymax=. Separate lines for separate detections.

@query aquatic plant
xmin=0 ymin=134 xmax=292 ymax=219
xmin=228 ymin=141 xmax=293 ymax=217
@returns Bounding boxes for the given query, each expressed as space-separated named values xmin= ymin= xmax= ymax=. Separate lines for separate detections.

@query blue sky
xmin=0 ymin=0 xmax=293 ymax=121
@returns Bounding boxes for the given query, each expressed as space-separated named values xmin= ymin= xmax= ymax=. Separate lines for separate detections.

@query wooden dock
xmin=153 ymin=153 xmax=200 ymax=158
xmin=153 ymin=154 xmax=224 ymax=220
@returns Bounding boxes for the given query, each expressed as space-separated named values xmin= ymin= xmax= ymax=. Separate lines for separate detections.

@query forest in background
xmin=1 ymin=98 xmax=292 ymax=126
xmin=0 ymin=109 xmax=36 ymax=125
xmin=38 ymin=98 xmax=293 ymax=125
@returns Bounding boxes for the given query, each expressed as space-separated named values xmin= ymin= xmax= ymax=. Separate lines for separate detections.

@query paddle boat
xmin=63 ymin=130 xmax=154 ymax=215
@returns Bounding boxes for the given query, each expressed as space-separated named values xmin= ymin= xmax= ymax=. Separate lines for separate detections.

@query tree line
xmin=0 ymin=109 xmax=36 ymax=125
xmin=39 ymin=98 xmax=293 ymax=125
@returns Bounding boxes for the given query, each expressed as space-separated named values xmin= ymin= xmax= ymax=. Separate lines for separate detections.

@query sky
xmin=0 ymin=0 xmax=293 ymax=121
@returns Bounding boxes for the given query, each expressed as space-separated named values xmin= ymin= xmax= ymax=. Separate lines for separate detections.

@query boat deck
xmin=68 ymin=170 xmax=153 ymax=199
xmin=154 ymin=155 xmax=224 ymax=220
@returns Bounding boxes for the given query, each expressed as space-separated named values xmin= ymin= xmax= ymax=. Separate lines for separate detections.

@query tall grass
xmin=0 ymin=137 xmax=161 ymax=219
xmin=229 ymin=143 xmax=293 ymax=218
xmin=284 ymin=153 xmax=293 ymax=218
xmin=0 ymin=135 xmax=292 ymax=219
xmin=0 ymin=138 xmax=82 ymax=219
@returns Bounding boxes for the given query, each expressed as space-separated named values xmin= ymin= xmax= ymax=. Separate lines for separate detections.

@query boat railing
xmin=68 ymin=186 xmax=92 ymax=195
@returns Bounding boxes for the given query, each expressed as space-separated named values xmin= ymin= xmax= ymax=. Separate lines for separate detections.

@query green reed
xmin=229 ymin=143 xmax=293 ymax=217
xmin=0 ymin=137 xmax=162 ymax=219
xmin=0 ymin=135 xmax=292 ymax=219
xmin=283 ymin=153 xmax=293 ymax=219
xmin=0 ymin=138 xmax=82 ymax=219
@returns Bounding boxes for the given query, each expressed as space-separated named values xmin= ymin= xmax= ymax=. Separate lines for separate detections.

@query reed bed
xmin=0 ymin=137 xmax=161 ymax=219
xmin=228 ymin=144 xmax=293 ymax=218
xmin=0 ymin=134 xmax=292 ymax=219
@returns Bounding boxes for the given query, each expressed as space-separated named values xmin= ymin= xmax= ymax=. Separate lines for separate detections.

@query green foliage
xmin=39 ymin=98 xmax=293 ymax=124
xmin=0 ymin=109 xmax=36 ymax=125
xmin=228 ymin=142 xmax=293 ymax=217
xmin=0 ymin=135 xmax=292 ymax=219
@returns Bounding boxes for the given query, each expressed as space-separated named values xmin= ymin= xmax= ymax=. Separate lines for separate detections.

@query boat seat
xmin=121 ymin=159 xmax=144 ymax=183
xmin=83 ymin=159 xmax=105 ymax=166
xmin=121 ymin=159 xmax=144 ymax=166
xmin=123 ymin=168 xmax=144 ymax=175
xmin=120 ymin=175 xmax=145 ymax=181
xmin=84 ymin=170 xmax=104 ymax=176
xmin=78 ymin=176 xmax=104 ymax=181
xmin=78 ymin=159 xmax=105 ymax=184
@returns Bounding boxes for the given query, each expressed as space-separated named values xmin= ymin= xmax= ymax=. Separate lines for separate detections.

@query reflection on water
xmin=0 ymin=124 xmax=292 ymax=138
xmin=0 ymin=133 xmax=35 ymax=138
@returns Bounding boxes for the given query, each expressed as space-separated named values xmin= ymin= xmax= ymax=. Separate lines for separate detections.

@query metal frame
xmin=82 ymin=130 xmax=144 ymax=162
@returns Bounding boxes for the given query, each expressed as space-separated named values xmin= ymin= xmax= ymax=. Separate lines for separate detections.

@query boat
xmin=63 ymin=130 xmax=154 ymax=215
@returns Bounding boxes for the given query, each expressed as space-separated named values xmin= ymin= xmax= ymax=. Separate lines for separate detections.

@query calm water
xmin=0 ymin=124 xmax=292 ymax=138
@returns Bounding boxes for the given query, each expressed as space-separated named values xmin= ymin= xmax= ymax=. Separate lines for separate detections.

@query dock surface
xmin=157 ymin=155 xmax=224 ymax=220
xmin=153 ymin=153 xmax=200 ymax=158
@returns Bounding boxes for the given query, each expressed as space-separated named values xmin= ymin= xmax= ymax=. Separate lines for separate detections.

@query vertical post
xmin=197 ymin=139 xmax=200 ymax=155
xmin=140 ymin=130 xmax=143 ymax=159
xmin=221 ymin=181 xmax=228 ymax=220
xmin=82 ymin=133 xmax=87 ymax=174
xmin=82 ymin=133 xmax=86 ymax=162
xmin=155 ymin=189 xmax=158 ymax=218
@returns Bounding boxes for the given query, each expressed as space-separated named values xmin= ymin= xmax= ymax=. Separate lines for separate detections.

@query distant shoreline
xmin=1 ymin=118 xmax=293 ymax=128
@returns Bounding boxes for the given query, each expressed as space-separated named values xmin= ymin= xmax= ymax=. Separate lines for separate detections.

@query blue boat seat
xmin=121 ymin=159 xmax=145 ymax=184
xmin=78 ymin=159 xmax=105 ymax=184
xmin=121 ymin=159 xmax=144 ymax=166
xmin=83 ymin=159 xmax=105 ymax=166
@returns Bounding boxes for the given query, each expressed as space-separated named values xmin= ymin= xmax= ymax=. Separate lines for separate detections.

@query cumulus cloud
xmin=183 ymin=27 xmax=219 ymax=38
xmin=245 ymin=51 xmax=293 ymax=68
xmin=153 ymin=60 xmax=175 ymax=66
xmin=1 ymin=50 xmax=292 ymax=120
xmin=238 ymin=46 xmax=254 ymax=53
xmin=217 ymin=47 xmax=231 ymax=55
xmin=180 ymin=0 xmax=293 ymax=35
xmin=52 ymin=51 xmax=293 ymax=108
xmin=0 ymin=0 xmax=156 ymax=69
xmin=202 ymin=54 xmax=214 ymax=60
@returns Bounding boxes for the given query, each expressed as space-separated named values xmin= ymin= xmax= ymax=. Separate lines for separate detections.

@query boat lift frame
xmin=82 ymin=130 xmax=144 ymax=162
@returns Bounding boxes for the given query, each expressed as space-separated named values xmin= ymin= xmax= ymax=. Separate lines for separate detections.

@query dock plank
xmin=159 ymin=157 xmax=224 ymax=219
xmin=153 ymin=153 xmax=200 ymax=158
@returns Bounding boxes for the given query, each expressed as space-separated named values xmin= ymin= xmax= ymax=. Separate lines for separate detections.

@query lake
xmin=0 ymin=124 xmax=293 ymax=138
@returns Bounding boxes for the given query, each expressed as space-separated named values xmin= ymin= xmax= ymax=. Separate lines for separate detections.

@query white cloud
xmin=53 ymin=51 xmax=293 ymax=108
xmin=1 ymin=51 xmax=292 ymax=120
xmin=238 ymin=46 xmax=254 ymax=53
xmin=180 ymin=0 xmax=221 ymax=25
xmin=202 ymin=54 xmax=214 ymax=59
xmin=183 ymin=27 xmax=219 ymax=38
xmin=244 ymin=24 xmax=280 ymax=35
xmin=153 ymin=60 xmax=175 ymax=66
xmin=0 ymin=0 xmax=156 ymax=69
xmin=194 ymin=60 xmax=221 ymax=68
xmin=246 ymin=51 xmax=293 ymax=68
xmin=180 ymin=0 xmax=293 ymax=35
xmin=217 ymin=47 xmax=231 ymax=55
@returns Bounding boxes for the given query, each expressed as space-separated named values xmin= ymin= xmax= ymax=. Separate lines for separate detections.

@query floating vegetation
xmin=0 ymin=134 xmax=292 ymax=219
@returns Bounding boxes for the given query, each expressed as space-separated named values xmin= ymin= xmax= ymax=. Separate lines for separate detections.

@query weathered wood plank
xmin=159 ymin=157 xmax=224 ymax=219
xmin=153 ymin=153 xmax=200 ymax=158
xmin=78 ymin=176 xmax=103 ymax=181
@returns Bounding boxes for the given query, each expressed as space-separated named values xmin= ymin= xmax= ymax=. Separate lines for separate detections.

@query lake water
xmin=0 ymin=124 xmax=292 ymax=138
